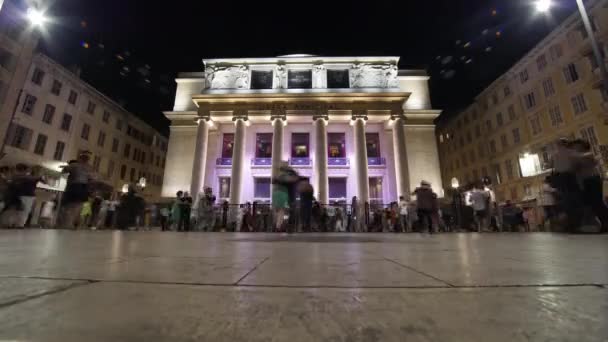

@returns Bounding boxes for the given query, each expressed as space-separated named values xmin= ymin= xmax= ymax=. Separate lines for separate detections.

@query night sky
xmin=38 ymin=0 xmax=577 ymax=135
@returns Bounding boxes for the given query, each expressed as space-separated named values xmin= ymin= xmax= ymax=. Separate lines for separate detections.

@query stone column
xmin=190 ymin=119 xmax=209 ymax=196
xmin=314 ymin=116 xmax=329 ymax=204
xmin=392 ymin=116 xmax=410 ymax=198
xmin=353 ymin=115 xmax=370 ymax=204
xmin=229 ymin=115 xmax=247 ymax=221
xmin=270 ymin=117 xmax=285 ymax=189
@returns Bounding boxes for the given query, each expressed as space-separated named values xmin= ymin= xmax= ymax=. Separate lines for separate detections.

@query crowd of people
xmin=1 ymin=139 xmax=606 ymax=233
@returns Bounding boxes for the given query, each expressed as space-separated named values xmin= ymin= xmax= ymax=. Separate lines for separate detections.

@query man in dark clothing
xmin=180 ymin=192 xmax=193 ymax=232
xmin=298 ymin=179 xmax=314 ymax=232
xmin=413 ymin=181 xmax=438 ymax=234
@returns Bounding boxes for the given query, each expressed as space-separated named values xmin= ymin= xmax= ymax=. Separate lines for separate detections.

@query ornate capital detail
xmin=197 ymin=108 xmax=211 ymax=122
xmin=313 ymin=103 xmax=329 ymax=121
xmin=232 ymin=108 xmax=249 ymax=121
xmin=390 ymin=108 xmax=406 ymax=121
xmin=351 ymin=109 xmax=368 ymax=121
xmin=270 ymin=103 xmax=287 ymax=121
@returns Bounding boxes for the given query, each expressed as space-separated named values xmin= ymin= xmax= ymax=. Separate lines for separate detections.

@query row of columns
xmin=190 ymin=109 xmax=410 ymax=211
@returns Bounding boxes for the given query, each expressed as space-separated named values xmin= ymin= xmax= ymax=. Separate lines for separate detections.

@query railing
xmin=328 ymin=157 xmax=349 ymax=166
xmin=368 ymin=157 xmax=386 ymax=166
xmin=251 ymin=158 xmax=272 ymax=166
xmin=216 ymin=158 xmax=232 ymax=166
xmin=290 ymin=157 xmax=312 ymax=166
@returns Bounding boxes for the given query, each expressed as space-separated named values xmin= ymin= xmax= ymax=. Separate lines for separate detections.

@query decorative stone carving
xmin=350 ymin=63 xmax=399 ymax=88
xmin=313 ymin=64 xmax=326 ymax=89
xmin=274 ymin=64 xmax=287 ymax=89
xmin=205 ymin=65 xmax=250 ymax=89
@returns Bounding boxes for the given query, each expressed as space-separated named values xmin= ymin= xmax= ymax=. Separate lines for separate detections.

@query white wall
xmin=173 ymin=79 xmax=205 ymax=112
xmin=398 ymin=77 xmax=431 ymax=110
xmin=161 ymin=126 xmax=197 ymax=197
xmin=404 ymin=126 xmax=444 ymax=197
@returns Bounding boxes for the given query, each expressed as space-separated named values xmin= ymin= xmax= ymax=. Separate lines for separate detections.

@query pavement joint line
xmin=382 ymin=257 xmax=456 ymax=287
xmin=233 ymin=256 xmax=271 ymax=285
xmin=0 ymin=275 xmax=605 ymax=290
xmin=0 ymin=279 xmax=97 ymax=310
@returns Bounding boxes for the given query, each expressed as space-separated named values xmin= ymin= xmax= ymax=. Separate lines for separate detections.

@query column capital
xmin=390 ymin=108 xmax=406 ymax=121
xmin=313 ymin=103 xmax=329 ymax=121
xmin=351 ymin=109 xmax=368 ymax=121
xmin=270 ymin=103 xmax=287 ymax=121
xmin=197 ymin=107 xmax=211 ymax=122
xmin=232 ymin=108 xmax=248 ymax=121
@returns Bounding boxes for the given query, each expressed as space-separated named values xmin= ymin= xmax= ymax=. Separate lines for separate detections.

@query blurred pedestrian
xmin=298 ymin=179 xmax=314 ymax=232
xmin=413 ymin=181 xmax=438 ymax=234
xmin=58 ymin=153 xmax=94 ymax=229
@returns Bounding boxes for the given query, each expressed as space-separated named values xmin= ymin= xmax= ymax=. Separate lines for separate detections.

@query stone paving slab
xmin=0 ymin=282 xmax=606 ymax=342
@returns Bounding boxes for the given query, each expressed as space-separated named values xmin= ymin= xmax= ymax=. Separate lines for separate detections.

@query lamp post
xmin=0 ymin=7 xmax=48 ymax=160
xmin=451 ymin=178 xmax=461 ymax=231
xmin=536 ymin=0 xmax=608 ymax=99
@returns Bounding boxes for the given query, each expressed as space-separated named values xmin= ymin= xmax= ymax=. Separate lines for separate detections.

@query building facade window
xmin=33 ymin=134 xmax=47 ymax=155
xmin=489 ymin=140 xmax=497 ymax=154
xmin=221 ymin=133 xmax=234 ymax=158
xmin=549 ymin=105 xmax=563 ymax=126
xmin=474 ymin=125 xmax=481 ymax=138
xmin=120 ymin=165 xmax=127 ymax=180
xmin=116 ymin=119 xmax=123 ymax=131
xmin=130 ymin=168 xmax=135 ymax=182
xmin=328 ymin=133 xmax=346 ymax=158
xmin=112 ymin=138 xmax=119 ymax=153
xmin=327 ymin=69 xmax=350 ymax=88
xmin=287 ymin=70 xmax=312 ymax=89
xmin=366 ymin=133 xmax=381 ymax=158
xmin=6 ymin=123 xmax=33 ymax=150
xmin=512 ymin=128 xmax=521 ymax=144
xmin=31 ymin=68 xmax=45 ymax=85
xmin=503 ymin=86 xmax=511 ymax=97
xmin=550 ymin=44 xmax=563 ymax=60
xmin=369 ymin=177 xmax=383 ymax=202
xmin=68 ymin=90 xmax=78 ymax=105
xmin=97 ymin=131 xmax=106 ymax=147
xmin=542 ymin=78 xmax=555 ymax=97
xmin=505 ymin=159 xmax=514 ymax=180
xmin=81 ymin=123 xmax=90 ymax=140
xmin=60 ymin=113 xmax=72 ymax=131
xmin=107 ymin=160 xmax=115 ymax=178
xmin=500 ymin=134 xmax=508 ymax=150
xmin=87 ymin=101 xmax=96 ymax=114
xmin=255 ymin=133 xmax=273 ymax=158
xmin=53 ymin=141 xmax=65 ymax=161
xmin=328 ymin=177 xmax=347 ymax=199
xmin=486 ymin=119 xmax=493 ymax=131
xmin=250 ymin=70 xmax=273 ymax=89
xmin=507 ymin=105 xmax=516 ymax=121
xmin=50 ymin=80 xmax=62 ymax=96
xmin=563 ymin=63 xmax=579 ymax=84
xmin=253 ymin=178 xmax=271 ymax=199
xmin=519 ymin=69 xmax=529 ymax=84
xmin=102 ymin=110 xmax=110 ymax=123
xmin=536 ymin=54 xmax=547 ymax=71
xmin=496 ymin=112 xmax=504 ymax=126
xmin=530 ymin=114 xmax=542 ymax=135
xmin=580 ymin=126 xmax=599 ymax=152
xmin=42 ymin=104 xmax=55 ymax=124
xmin=524 ymin=92 xmax=536 ymax=110
xmin=571 ymin=93 xmax=588 ymax=115
xmin=291 ymin=133 xmax=309 ymax=158
xmin=123 ymin=143 xmax=131 ymax=158
xmin=466 ymin=131 xmax=472 ymax=144
xmin=219 ymin=177 xmax=231 ymax=198
xmin=21 ymin=94 xmax=37 ymax=115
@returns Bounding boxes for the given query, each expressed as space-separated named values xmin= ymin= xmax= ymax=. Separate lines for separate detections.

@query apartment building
xmin=437 ymin=0 xmax=608 ymax=202
xmin=2 ymin=53 xmax=168 ymax=201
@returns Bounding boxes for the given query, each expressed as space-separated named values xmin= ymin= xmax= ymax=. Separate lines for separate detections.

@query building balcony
xmin=290 ymin=157 xmax=312 ymax=166
xmin=368 ymin=157 xmax=386 ymax=166
xmin=251 ymin=158 xmax=272 ymax=166
xmin=328 ymin=157 xmax=349 ymax=167
xmin=216 ymin=158 xmax=232 ymax=166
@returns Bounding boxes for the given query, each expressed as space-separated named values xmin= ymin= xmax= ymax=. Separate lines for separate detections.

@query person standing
xmin=159 ymin=204 xmax=170 ymax=231
xmin=413 ymin=181 xmax=438 ymax=234
xmin=272 ymin=162 xmax=299 ymax=233
xmin=80 ymin=199 xmax=92 ymax=229
xmin=196 ymin=187 xmax=216 ymax=232
xmin=3 ymin=164 xmax=46 ymax=228
xmin=59 ymin=153 xmax=94 ymax=229
xmin=298 ymin=179 xmax=314 ymax=232
xmin=552 ymin=138 xmax=583 ymax=232
xmin=398 ymin=196 xmax=409 ymax=232
xmin=541 ymin=177 xmax=558 ymax=231
xmin=172 ymin=191 xmax=183 ymax=231
xmin=469 ymin=183 xmax=490 ymax=233
xmin=572 ymin=139 xmax=608 ymax=232
xmin=180 ymin=191 xmax=193 ymax=232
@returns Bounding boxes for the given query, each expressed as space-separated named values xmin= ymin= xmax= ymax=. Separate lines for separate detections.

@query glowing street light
xmin=26 ymin=8 xmax=47 ymax=27
xmin=535 ymin=0 xmax=552 ymax=12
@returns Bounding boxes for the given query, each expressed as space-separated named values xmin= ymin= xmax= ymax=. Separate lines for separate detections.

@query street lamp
xmin=26 ymin=8 xmax=47 ymax=27
xmin=536 ymin=0 xmax=608 ymax=99
xmin=451 ymin=178 xmax=462 ymax=231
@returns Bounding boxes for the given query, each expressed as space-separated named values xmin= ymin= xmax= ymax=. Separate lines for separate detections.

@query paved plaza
xmin=0 ymin=230 xmax=606 ymax=341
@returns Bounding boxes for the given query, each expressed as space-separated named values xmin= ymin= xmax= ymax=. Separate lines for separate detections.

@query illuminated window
xmin=288 ymin=70 xmax=312 ymax=89
xmin=254 ymin=178 xmax=271 ymax=199
xmin=327 ymin=133 xmax=346 ymax=158
xmin=328 ymin=178 xmax=347 ymax=199
xmin=291 ymin=133 xmax=309 ymax=157
xmin=219 ymin=177 xmax=231 ymax=198
xmin=369 ymin=177 xmax=383 ymax=202
xmin=255 ymin=133 xmax=273 ymax=158
xmin=222 ymin=133 xmax=235 ymax=158
xmin=366 ymin=133 xmax=381 ymax=158
xmin=327 ymin=69 xmax=349 ymax=88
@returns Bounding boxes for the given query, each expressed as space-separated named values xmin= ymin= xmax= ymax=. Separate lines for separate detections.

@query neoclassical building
xmin=162 ymin=55 xmax=443 ymax=205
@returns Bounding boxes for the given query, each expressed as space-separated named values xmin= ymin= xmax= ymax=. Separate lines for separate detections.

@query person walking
xmin=298 ymin=179 xmax=314 ymax=232
xmin=413 ymin=181 xmax=438 ymax=234
xmin=541 ymin=177 xmax=558 ymax=231
xmin=469 ymin=183 xmax=490 ymax=233
xmin=159 ymin=205 xmax=170 ymax=231
xmin=58 ymin=153 xmax=94 ymax=229
xmin=196 ymin=187 xmax=216 ymax=232
xmin=80 ymin=199 xmax=92 ymax=229
xmin=272 ymin=162 xmax=299 ymax=233
xmin=180 ymin=192 xmax=193 ymax=232
xmin=552 ymin=138 xmax=583 ymax=232
xmin=398 ymin=196 xmax=410 ymax=232
xmin=572 ymin=139 xmax=608 ymax=232
xmin=171 ymin=191 xmax=183 ymax=231
xmin=2 ymin=164 xmax=46 ymax=228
